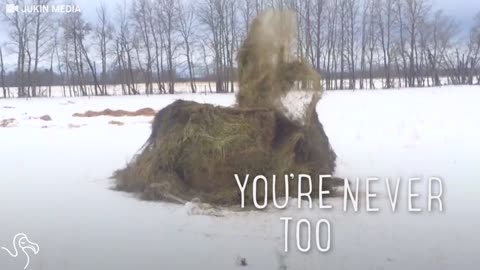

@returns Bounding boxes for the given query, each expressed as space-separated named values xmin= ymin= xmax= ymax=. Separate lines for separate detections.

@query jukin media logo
xmin=5 ymin=3 xmax=81 ymax=14
xmin=1 ymin=233 xmax=40 ymax=269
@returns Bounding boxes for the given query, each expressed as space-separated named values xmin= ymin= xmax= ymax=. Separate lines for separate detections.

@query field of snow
xmin=1 ymin=85 xmax=480 ymax=269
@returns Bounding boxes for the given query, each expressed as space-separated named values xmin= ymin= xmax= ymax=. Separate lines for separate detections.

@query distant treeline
xmin=1 ymin=0 xmax=480 ymax=98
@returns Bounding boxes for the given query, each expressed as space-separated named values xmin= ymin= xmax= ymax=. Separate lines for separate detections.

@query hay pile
xmin=113 ymin=11 xmax=338 ymax=205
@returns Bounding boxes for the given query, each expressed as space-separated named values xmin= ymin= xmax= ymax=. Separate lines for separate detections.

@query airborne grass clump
xmin=113 ymin=10 xmax=338 ymax=205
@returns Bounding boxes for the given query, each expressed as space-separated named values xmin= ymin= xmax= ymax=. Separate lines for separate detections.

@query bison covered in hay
xmin=113 ymin=10 xmax=339 ymax=205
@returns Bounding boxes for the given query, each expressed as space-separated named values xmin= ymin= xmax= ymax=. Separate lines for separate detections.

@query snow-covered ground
xmin=1 ymin=86 xmax=480 ymax=269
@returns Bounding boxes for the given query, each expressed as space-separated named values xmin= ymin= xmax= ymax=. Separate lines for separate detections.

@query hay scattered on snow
xmin=39 ymin=115 xmax=52 ymax=121
xmin=108 ymin=120 xmax=125 ymax=126
xmin=73 ymin=108 xmax=156 ymax=117
xmin=0 ymin=118 xmax=16 ymax=128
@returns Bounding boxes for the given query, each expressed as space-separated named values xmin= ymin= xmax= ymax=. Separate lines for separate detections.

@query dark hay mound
xmin=113 ymin=10 xmax=338 ymax=205
xmin=114 ymin=99 xmax=336 ymax=205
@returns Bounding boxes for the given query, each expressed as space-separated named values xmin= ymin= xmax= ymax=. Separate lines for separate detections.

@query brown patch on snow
xmin=108 ymin=120 xmax=125 ymax=126
xmin=68 ymin=123 xmax=85 ymax=129
xmin=39 ymin=115 xmax=52 ymax=121
xmin=73 ymin=108 xmax=156 ymax=118
xmin=0 ymin=118 xmax=16 ymax=127
xmin=60 ymin=100 xmax=75 ymax=105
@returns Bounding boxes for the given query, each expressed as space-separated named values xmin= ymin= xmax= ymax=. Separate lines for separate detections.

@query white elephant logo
xmin=1 ymin=233 xmax=40 ymax=269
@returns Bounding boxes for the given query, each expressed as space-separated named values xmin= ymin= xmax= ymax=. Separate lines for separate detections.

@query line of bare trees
xmin=1 ymin=0 xmax=479 ymax=98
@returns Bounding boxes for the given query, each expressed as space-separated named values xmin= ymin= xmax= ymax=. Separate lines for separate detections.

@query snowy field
xmin=1 ymin=85 xmax=480 ymax=269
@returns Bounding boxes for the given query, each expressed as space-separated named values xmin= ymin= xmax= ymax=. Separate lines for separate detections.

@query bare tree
xmin=179 ymin=1 xmax=198 ymax=93
xmin=29 ymin=0 xmax=54 ymax=97
xmin=96 ymin=2 xmax=114 ymax=95
xmin=53 ymin=31 xmax=67 ymax=97
xmin=468 ymin=12 xmax=480 ymax=84
xmin=78 ymin=21 xmax=102 ymax=96
xmin=199 ymin=38 xmax=213 ymax=93
xmin=312 ymin=0 xmax=325 ymax=73
xmin=345 ymin=0 xmax=358 ymax=89
xmin=158 ymin=0 xmax=179 ymax=94
xmin=115 ymin=1 xmax=138 ymax=95
xmin=199 ymin=0 xmax=237 ymax=93
xmin=376 ymin=0 xmax=396 ymax=88
xmin=61 ymin=11 xmax=87 ymax=95
xmin=404 ymin=0 xmax=430 ymax=87
xmin=424 ymin=10 xmax=457 ymax=86
xmin=358 ymin=0 xmax=369 ymax=89
xmin=324 ymin=0 xmax=338 ymax=89
xmin=133 ymin=0 xmax=154 ymax=94
xmin=239 ymin=0 xmax=256 ymax=37
xmin=0 ymin=45 xmax=7 ymax=98
xmin=2 ymin=0 xmax=33 ymax=97
xmin=148 ymin=1 xmax=166 ymax=94
xmin=367 ymin=0 xmax=378 ymax=89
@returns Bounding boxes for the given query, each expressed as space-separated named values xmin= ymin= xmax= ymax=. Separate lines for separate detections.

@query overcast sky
xmin=74 ymin=0 xmax=480 ymax=27
xmin=1 ymin=0 xmax=479 ymax=42
xmin=80 ymin=0 xmax=480 ymax=27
